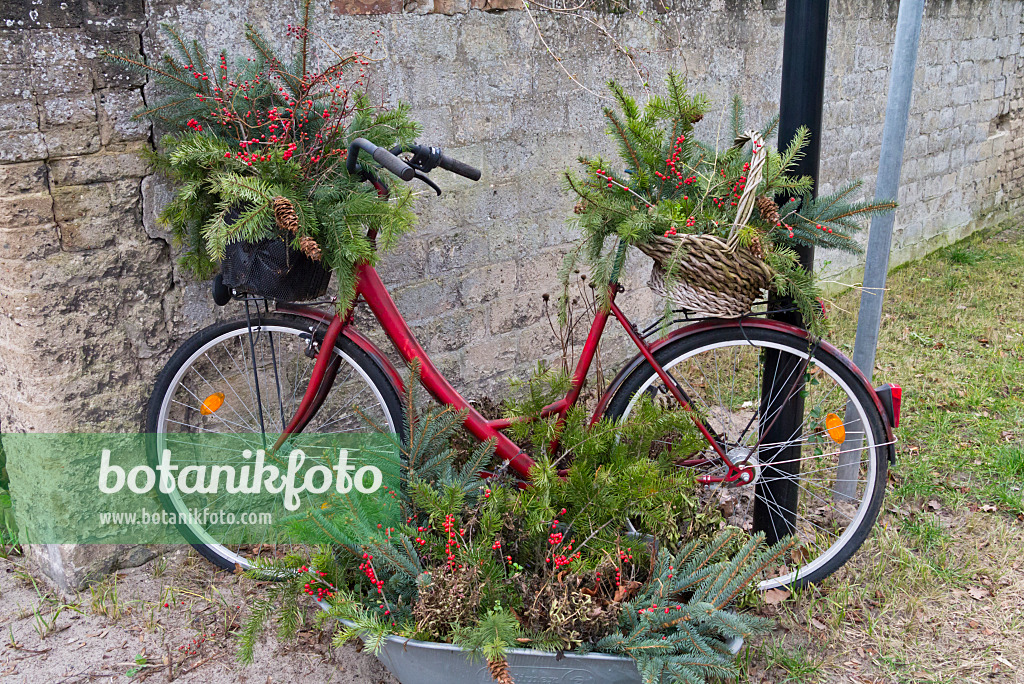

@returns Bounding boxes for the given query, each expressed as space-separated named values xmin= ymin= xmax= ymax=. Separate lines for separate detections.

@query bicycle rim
xmin=151 ymin=320 xmax=400 ymax=569
xmin=611 ymin=329 xmax=887 ymax=591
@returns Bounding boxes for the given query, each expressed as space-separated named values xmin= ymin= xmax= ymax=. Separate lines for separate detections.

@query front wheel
xmin=603 ymin=324 xmax=891 ymax=591
xmin=146 ymin=316 xmax=404 ymax=572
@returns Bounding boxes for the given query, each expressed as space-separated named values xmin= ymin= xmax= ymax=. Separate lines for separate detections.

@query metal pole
xmin=756 ymin=0 xmax=830 ymax=545
xmin=851 ymin=0 xmax=925 ymax=380
xmin=836 ymin=0 xmax=925 ymax=499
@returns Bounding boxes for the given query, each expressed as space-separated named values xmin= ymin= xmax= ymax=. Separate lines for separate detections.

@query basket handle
xmin=725 ymin=130 xmax=768 ymax=247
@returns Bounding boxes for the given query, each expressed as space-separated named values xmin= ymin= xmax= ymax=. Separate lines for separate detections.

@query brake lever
xmin=413 ymin=170 xmax=442 ymax=196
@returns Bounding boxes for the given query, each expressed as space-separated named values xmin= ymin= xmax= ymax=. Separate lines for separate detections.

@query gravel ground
xmin=0 ymin=549 xmax=397 ymax=684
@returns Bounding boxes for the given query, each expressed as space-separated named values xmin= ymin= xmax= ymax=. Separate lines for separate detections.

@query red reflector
xmin=875 ymin=383 xmax=902 ymax=429
xmin=890 ymin=383 xmax=902 ymax=428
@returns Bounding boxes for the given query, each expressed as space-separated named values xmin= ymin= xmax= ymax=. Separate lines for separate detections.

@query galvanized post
xmin=836 ymin=0 xmax=925 ymax=500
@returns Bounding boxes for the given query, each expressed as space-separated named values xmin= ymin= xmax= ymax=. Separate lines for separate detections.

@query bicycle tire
xmin=145 ymin=316 xmax=404 ymax=572
xmin=602 ymin=324 xmax=890 ymax=591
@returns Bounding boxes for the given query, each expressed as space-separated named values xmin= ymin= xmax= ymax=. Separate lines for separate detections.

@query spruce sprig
xmin=101 ymin=3 xmax=420 ymax=312
xmin=564 ymin=73 xmax=897 ymax=330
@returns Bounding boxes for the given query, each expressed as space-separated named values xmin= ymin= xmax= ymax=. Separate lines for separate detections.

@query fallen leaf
xmin=927 ymin=499 xmax=941 ymax=511
xmin=612 ymin=580 xmax=641 ymax=603
xmin=762 ymin=588 xmax=790 ymax=605
xmin=968 ymin=586 xmax=991 ymax=600
xmin=810 ymin=618 xmax=826 ymax=630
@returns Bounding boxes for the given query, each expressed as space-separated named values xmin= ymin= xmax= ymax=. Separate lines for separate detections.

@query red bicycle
xmin=147 ymin=139 xmax=901 ymax=591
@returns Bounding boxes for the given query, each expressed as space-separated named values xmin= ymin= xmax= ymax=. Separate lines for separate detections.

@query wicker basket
xmin=639 ymin=130 xmax=773 ymax=318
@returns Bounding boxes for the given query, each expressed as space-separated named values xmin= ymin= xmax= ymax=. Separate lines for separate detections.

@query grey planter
xmin=349 ymin=625 xmax=743 ymax=684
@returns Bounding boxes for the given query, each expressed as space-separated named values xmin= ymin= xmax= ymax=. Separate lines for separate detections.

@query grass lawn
xmin=747 ymin=221 xmax=1024 ymax=683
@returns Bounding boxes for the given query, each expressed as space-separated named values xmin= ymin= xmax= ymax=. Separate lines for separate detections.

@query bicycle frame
xmin=266 ymin=158 xmax=895 ymax=485
xmin=270 ymin=260 xmax=779 ymax=482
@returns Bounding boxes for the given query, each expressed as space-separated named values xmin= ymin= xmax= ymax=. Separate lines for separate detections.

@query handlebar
xmin=346 ymin=138 xmax=481 ymax=185
xmin=436 ymin=152 xmax=481 ymax=181
xmin=347 ymin=138 xmax=415 ymax=181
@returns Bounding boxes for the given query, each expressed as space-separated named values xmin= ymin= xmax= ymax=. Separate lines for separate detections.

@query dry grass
xmin=745 ymin=220 xmax=1024 ymax=684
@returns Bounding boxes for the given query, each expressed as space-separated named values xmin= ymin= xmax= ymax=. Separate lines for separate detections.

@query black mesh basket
xmin=220 ymin=236 xmax=331 ymax=302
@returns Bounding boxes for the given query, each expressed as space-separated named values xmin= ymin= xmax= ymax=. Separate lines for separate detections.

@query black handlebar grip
xmin=438 ymin=154 xmax=481 ymax=181
xmin=372 ymin=147 xmax=416 ymax=181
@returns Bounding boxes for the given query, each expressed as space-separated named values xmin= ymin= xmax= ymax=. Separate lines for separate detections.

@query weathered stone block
xmin=393 ymin=278 xmax=455 ymax=322
xmin=515 ymin=320 xmax=558 ymax=364
xmin=41 ymin=93 xmax=97 ymax=129
xmin=48 ymin=144 xmax=151 ymax=185
xmin=43 ymin=123 xmax=102 ymax=158
xmin=432 ymin=0 xmax=468 ymax=14
xmin=463 ymin=330 xmax=516 ymax=382
xmin=0 ymin=97 xmax=38 ymax=131
xmin=0 ymin=222 xmax=59 ymax=259
xmin=331 ymin=0 xmax=403 ymax=14
xmin=0 ymin=65 xmax=33 ymax=99
xmin=490 ymin=291 xmax=544 ymax=334
xmin=0 ymin=0 xmax=85 ymax=28
xmin=459 ymin=261 xmax=515 ymax=305
xmin=90 ymin=32 xmax=147 ymax=89
xmin=470 ymin=0 xmax=524 ymax=10
xmin=0 ymin=192 xmax=52 ymax=226
xmin=426 ymin=230 xmax=489 ymax=273
xmin=53 ymin=180 xmax=140 ymax=251
xmin=25 ymin=30 xmax=95 ymax=96
xmin=0 ymin=160 xmax=46 ymax=194
xmin=424 ymin=306 xmax=485 ymax=353
xmin=97 ymin=88 xmax=150 ymax=144
xmin=141 ymin=173 xmax=174 ymax=243
xmin=82 ymin=0 xmax=147 ymax=32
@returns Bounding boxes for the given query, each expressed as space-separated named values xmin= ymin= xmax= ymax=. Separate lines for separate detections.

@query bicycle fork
xmin=271 ymin=314 xmax=346 ymax=452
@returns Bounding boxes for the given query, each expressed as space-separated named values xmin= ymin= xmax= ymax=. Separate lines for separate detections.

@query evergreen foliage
xmin=238 ymin=366 xmax=785 ymax=683
xmin=102 ymin=3 xmax=420 ymax=309
xmin=597 ymin=530 xmax=793 ymax=683
xmin=564 ymin=73 xmax=897 ymax=329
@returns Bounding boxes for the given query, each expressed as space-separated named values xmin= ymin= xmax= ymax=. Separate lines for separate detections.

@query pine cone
xmin=756 ymin=195 xmax=781 ymax=226
xmin=487 ymin=658 xmax=514 ymax=684
xmin=691 ymin=113 xmax=703 ymax=123
xmin=748 ymin=234 xmax=765 ymax=260
xmin=272 ymin=196 xmax=300 ymax=234
xmin=573 ymin=200 xmax=587 ymax=215
xmin=298 ymin=236 xmax=322 ymax=262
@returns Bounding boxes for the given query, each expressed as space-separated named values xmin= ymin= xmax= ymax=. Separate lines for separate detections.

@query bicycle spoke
xmin=614 ymin=330 xmax=885 ymax=590
xmin=153 ymin=320 xmax=400 ymax=571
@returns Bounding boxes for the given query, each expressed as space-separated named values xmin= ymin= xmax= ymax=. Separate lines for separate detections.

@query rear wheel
xmin=603 ymin=325 xmax=890 ymax=590
xmin=146 ymin=316 xmax=403 ymax=571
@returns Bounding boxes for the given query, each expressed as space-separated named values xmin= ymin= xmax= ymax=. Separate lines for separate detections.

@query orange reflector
xmin=825 ymin=412 xmax=845 ymax=444
xmin=200 ymin=392 xmax=225 ymax=416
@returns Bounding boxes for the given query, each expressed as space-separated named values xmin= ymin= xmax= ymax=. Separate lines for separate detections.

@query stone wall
xmin=0 ymin=0 xmax=1020 ymax=433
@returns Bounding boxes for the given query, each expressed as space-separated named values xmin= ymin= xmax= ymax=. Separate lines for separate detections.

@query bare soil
xmin=0 ymin=549 xmax=396 ymax=684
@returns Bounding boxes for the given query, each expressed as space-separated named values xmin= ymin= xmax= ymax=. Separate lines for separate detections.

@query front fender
xmin=274 ymin=303 xmax=406 ymax=396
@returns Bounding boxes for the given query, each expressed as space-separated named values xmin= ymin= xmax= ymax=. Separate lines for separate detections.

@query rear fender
xmin=593 ymin=319 xmax=897 ymax=458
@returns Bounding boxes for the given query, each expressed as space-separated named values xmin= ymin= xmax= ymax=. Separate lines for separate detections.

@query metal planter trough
xmin=359 ymin=627 xmax=743 ymax=684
